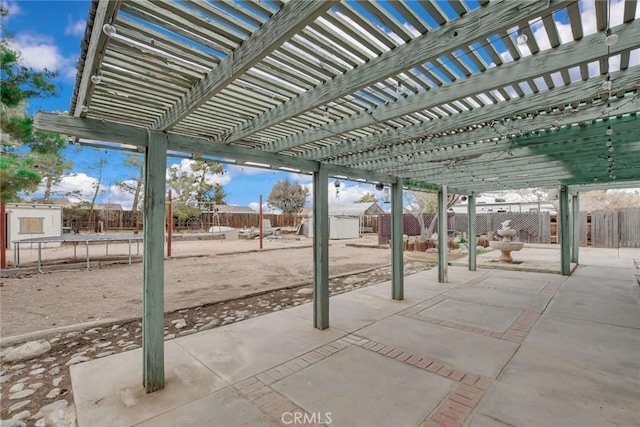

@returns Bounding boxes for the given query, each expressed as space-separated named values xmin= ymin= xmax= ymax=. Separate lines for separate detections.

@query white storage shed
xmin=5 ymin=203 xmax=63 ymax=248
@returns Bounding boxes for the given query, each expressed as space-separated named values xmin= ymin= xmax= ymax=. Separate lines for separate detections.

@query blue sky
xmin=3 ymin=0 xmax=635 ymax=210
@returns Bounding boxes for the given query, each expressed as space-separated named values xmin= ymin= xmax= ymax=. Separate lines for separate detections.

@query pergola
xmin=35 ymin=0 xmax=640 ymax=393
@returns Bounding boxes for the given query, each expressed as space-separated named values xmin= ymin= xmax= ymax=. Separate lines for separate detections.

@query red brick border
xmin=423 ymin=379 xmax=491 ymax=427
xmin=233 ymin=337 xmax=354 ymax=426
xmin=349 ymin=334 xmax=492 ymax=427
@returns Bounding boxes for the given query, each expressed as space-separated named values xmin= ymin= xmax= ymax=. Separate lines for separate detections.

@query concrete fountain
xmin=489 ymin=220 xmax=524 ymax=263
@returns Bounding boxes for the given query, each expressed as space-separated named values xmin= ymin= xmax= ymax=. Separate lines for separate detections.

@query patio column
xmin=391 ymin=178 xmax=404 ymax=300
xmin=313 ymin=164 xmax=329 ymax=329
xmin=467 ymin=192 xmax=477 ymax=271
xmin=559 ymin=185 xmax=571 ymax=275
xmin=571 ymin=192 xmax=580 ymax=264
xmin=142 ymin=131 xmax=167 ymax=393
xmin=438 ymin=185 xmax=448 ymax=283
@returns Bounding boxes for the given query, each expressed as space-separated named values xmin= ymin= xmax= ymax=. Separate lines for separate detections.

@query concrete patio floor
xmin=70 ymin=249 xmax=640 ymax=427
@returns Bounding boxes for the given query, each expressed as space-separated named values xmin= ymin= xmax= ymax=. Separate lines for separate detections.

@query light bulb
xmin=80 ymin=105 xmax=89 ymax=113
xmin=323 ymin=108 xmax=329 ymax=119
xmin=608 ymin=146 xmax=614 ymax=152
xmin=103 ymin=23 xmax=117 ymax=37
xmin=91 ymin=74 xmax=102 ymax=84
xmin=516 ymin=30 xmax=528 ymax=46
xmin=606 ymin=139 xmax=612 ymax=147
xmin=606 ymin=126 xmax=613 ymax=135
xmin=604 ymin=28 xmax=618 ymax=46
xmin=553 ymin=119 xmax=560 ymax=127
xmin=602 ymin=77 xmax=612 ymax=91
xmin=396 ymin=82 xmax=403 ymax=95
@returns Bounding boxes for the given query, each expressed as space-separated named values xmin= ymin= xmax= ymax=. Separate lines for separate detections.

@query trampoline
xmin=13 ymin=234 xmax=143 ymax=273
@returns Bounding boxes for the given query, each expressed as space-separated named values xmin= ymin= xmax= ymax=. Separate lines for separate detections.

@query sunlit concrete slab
xmin=272 ymin=345 xmax=455 ymax=427
xmin=175 ymin=310 xmax=345 ymax=383
xmin=357 ymin=315 xmax=518 ymax=378
xmin=475 ymin=275 xmax=548 ymax=292
xmin=136 ymin=386 xmax=279 ymax=427
xmin=287 ymin=284 xmax=436 ymax=333
xmin=579 ymin=247 xmax=638 ymax=269
xmin=70 ymin=341 xmax=228 ymax=427
xmin=547 ymin=268 xmax=640 ymax=328
xmin=569 ymin=264 xmax=638 ymax=283
xmin=475 ymin=316 xmax=640 ymax=427
xmin=419 ymin=299 xmax=521 ymax=332
xmin=445 ymin=285 xmax=552 ymax=310
xmin=348 ymin=278 xmax=442 ymax=303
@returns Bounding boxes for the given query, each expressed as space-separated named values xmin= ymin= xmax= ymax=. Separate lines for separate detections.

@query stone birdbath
xmin=489 ymin=220 xmax=524 ymax=263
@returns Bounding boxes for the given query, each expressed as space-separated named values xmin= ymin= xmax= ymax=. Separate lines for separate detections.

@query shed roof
xmin=36 ymin=0 xmax=640 ymax=194
xmin=329 ymin=202 xmax=384 ymax=216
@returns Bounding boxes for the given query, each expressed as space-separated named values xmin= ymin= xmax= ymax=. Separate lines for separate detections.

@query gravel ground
xmin=0 ymin=260 xmax=433 ymax=426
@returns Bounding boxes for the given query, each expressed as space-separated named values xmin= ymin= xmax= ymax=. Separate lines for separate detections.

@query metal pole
xmin=167 ymin=190 xmax=172 ymax=257
xmin=259 ymin=195 xmax=263 ymax=250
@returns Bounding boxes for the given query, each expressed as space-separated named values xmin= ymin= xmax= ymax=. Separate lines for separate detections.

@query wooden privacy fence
xmin=378 ymin=212 xmax=551 ymax=245
xmin=63 ymin=208 xmax=297 ymax=231
xmin=587 ymin=207 xmax=640 ymax=248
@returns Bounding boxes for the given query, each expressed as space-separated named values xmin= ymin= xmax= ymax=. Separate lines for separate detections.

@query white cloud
xmin=167 ymin=158 xmax=231 ymax=186
xmin=65 ymin=18 xmax=86 ymax=37
xmin=0 ymin=0 xmax=20 ymax=17
xmin=302 ymin=180 xmax=385 ymax=206
xmin=37 ymin=173 xmax=106 ymax=202
xmin=225 ymin=164 xmax=269 ymax=177
xmin=105 ymin=182 xmax=136 ymax=210
xmin=7 ymin=33 xmax=76 ymax=80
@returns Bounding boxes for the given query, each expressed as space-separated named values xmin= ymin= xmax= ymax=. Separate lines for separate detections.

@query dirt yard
xmin=0 ymin=235 xmax=446 ymax=338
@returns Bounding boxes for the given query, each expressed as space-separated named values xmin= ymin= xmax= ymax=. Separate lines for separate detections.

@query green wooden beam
xmin=72 ymin=0 xmax=122 ymax=116
xmin=438 ymin=185 xmax=448 ymax=283
xmin=314 ymin=81 xmax=638 ymax=163
xmin=152 ymin=0 xmax=336 ymax=131
xmin=571 ymin=193 xmax=580 ymax=264
xmin=232 ymin=0 xmax=560 ymax=149
xmin=142 ymin=130 xmax=167 ymax=393
xmin=391 ymin=177 xmax=404 ymax=300
xmin=348 ymin=106 xmax=640 ymax=171
xmin=559 ymin=185 xmax=571 ymax=275
xmin=313 ymin=164 xmax=329 ymax=329
xmin=269 ymin=18 xmax=637 ymax=153
xmin=467 ymin=193 xmax=477 ymax=271
xmin=33 ymin=113 xmax=397 ymax=184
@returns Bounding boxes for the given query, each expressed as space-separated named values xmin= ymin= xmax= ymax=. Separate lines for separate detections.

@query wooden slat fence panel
xmin=618 ymin=207 xmax=640 ymax=248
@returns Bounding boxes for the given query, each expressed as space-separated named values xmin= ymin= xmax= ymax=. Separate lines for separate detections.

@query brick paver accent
xmin=422 ymin=378 xmax=491 ymax=427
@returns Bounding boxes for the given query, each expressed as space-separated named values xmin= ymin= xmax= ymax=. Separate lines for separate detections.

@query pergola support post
xmin=438 ymin=185 xmax=448 ymax=283
xmin=391 ymin=178 xmax=404 ymax=300
xmin=467 ymin=193 xmax=477 ymax=271
xmin=142 ymin=131 xmax=167 ymax=393
xmin=559 ymin=185 xmax=571 ymax=276
xmin=571 ymin=192 xmax=580 ymax=264
xmin=313 ymin=164 xmax=329 ymax=329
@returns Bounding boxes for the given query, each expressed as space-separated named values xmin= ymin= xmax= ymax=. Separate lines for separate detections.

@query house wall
xmin=6 ymin=204 xmax=63 ymax=248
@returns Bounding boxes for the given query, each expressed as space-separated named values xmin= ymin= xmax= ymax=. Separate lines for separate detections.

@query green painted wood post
xmin=391 ymin=178 xmax=404 ymax=300
xmin=313 ymin=164 xmax=329 ymax=329
xmin=571 ymin=192 xmax=580 ymax=264
xmin=559 ymin=185 xmax=571 ymax=275
xmin=467 ymin=192 xmax=477 ymax=271
xmin=142 ymin=131 xmax=167 ymax=393
xmin=438 ymin=185 xmax=448 ymax=283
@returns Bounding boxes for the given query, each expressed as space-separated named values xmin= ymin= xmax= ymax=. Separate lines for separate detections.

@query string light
xmin=605 ymin=126 xmax=613 ymax=135
xmin=604 ymin=28 xmax=618 ymax=46
xmin=602 ymin=75 xmax=612 ymax=91
xmin=396 ymin=82 xmax=404 ymax=95
xmin=103 ymin=18 xmax=116 ymax=37
xmin=90 ymin=72 xmax=102 ymax=84
xmin=516 ymin=29 xmax=528 ymax=46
